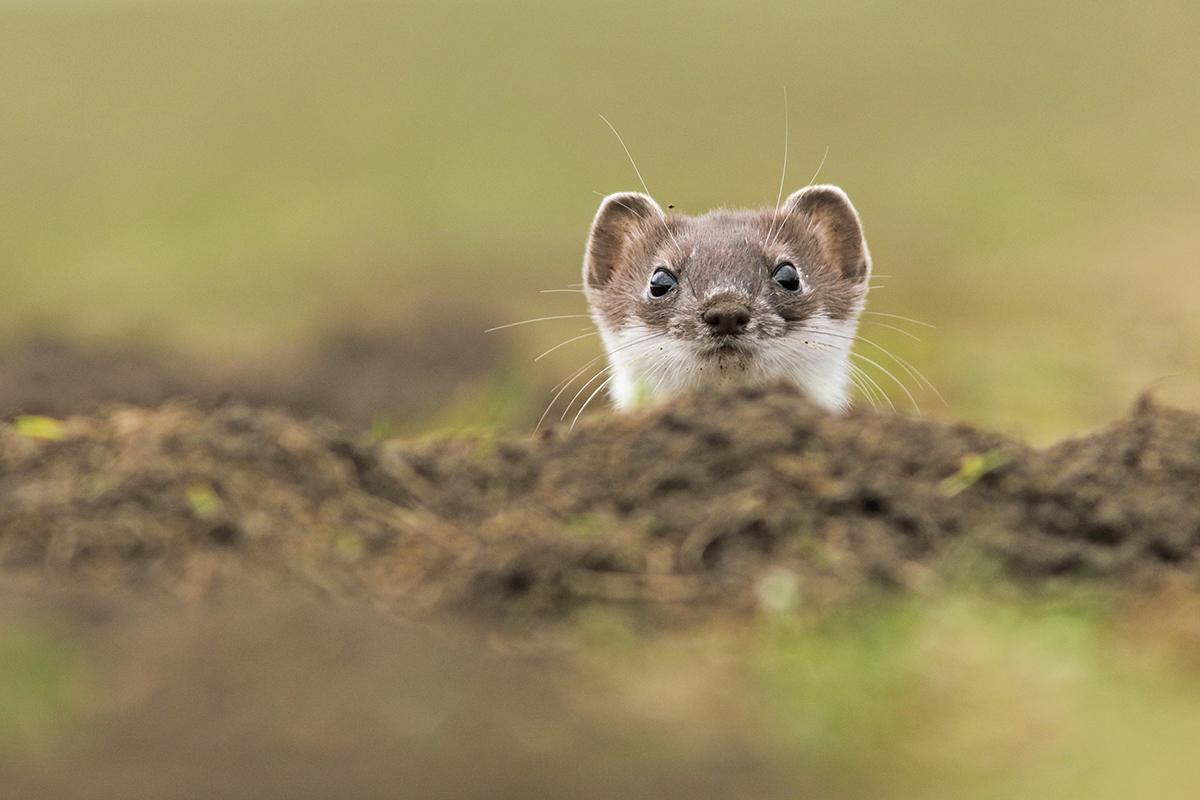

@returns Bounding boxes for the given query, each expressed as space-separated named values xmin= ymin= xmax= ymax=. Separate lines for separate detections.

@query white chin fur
xmin=598 ymin=315 xmax=859 ymax=412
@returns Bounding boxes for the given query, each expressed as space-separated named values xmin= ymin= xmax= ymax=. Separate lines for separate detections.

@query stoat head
xmin=582 ymin=186 xmax=871 ymax=411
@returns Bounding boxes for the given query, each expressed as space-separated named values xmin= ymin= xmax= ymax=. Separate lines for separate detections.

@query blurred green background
xmin=2 ymin=0 xmax=1199 ymax=441
xmin=4 ymin=4 xmax=1200 ymax=796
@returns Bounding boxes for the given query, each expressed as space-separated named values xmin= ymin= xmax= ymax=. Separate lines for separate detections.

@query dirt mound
xmin=7 ymin=382 xmax=1200 ymax=798
xmin=3 ymin=385 xmax=1197 ymax=617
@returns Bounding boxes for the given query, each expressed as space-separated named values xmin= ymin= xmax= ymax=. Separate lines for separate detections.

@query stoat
xmin=582 ymin=185 xmax=871 ymax=411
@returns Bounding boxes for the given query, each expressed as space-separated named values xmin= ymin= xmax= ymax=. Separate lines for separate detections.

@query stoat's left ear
xmin=781 ymin=185 xmax=871 ymax=283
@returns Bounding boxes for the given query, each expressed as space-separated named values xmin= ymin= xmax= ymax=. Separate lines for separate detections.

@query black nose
xmin=702 ymin=300 xmax=751 ymax=335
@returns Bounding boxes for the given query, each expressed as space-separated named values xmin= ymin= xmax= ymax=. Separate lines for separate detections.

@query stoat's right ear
xmin=584 ymin=192 xmax=665 ymax=289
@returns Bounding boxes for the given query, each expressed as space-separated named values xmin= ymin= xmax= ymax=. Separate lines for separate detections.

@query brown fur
xmin=583 ymin=185 xmax=870 ymax=332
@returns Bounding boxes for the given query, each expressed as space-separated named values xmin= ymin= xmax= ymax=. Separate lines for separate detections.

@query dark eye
xmin=772 ymin=262 xmax=802 ymax=293
xmin=648 ymin=268 xmax=677 ymax=298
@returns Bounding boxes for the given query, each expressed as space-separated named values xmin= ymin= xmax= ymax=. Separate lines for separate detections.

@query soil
xmin=0 ymin=321 xmax=511 ymax=430
xmin=3 ymin=331 xmax=1200 ymax=797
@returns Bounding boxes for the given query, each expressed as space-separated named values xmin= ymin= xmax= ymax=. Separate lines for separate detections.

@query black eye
xmin=772 ymin=262 xmax=802 ymax=293
xmin=648 ymin=268 xmax=677 ymax=298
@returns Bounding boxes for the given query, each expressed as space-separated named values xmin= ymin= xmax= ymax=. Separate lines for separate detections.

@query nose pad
xmin=701 ymin=299 xmax=751 ymax=335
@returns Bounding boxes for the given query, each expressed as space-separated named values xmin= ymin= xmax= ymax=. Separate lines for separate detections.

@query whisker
xmin=598 ymin=114 xmax=685 ymax=254
xmin=797 ymin=325 xmax=927 ymax=411
xmin=550 ymin=354 xmax=606 ymax=394
xmin=534 ymin=330 xmax=600 ymax=362
xmin=561 ymin=348 xmax=660 ymax=421
xmin=849 ymin=350 xmax=919 ymax=412
xmin=847 ymin=362 xmax=883 ymax=409
xmin=539 ymin=288 xmax=586 ymax=294
xmin=806 ymin=326 xmax=926 ymax=410
xmin=633 ymin=353 xmax=676 ymax=400
xmin=848 ymin=360 xmax=894 ymax=411
xmin=853 ymin=333 xmax=945 ymax=404
xmin=774 ymin=86 xmax=789 ymax=213
xmin=561 ymin=365 xmax=610 ymax=421
xmin=765 ymin=187 xmax=801 ymax=251
xmin=571 ymin=373 xmax=618 ymax=431
xmin=861 ymin=320 xmax=922 ymax=341
xmin=550 ymin=332 xmax=662 ymax=421
xmin=765 ymin=85 xmax=789 ymax=248
xmin=549 ymin=330 xmax=660 ymax=398
xmin=862 ymin=311 xmax=936 ymax=329
xmin=768 ymin=144 xmax=832 ymax=253
xmin=535 ymin=381 xmax=575 ymax=433
xmin=600 ymin=114 xmax=652 ymax=200
xmin=486 ymin=315 xmax=591 ymax=332
xmin=816 ymin=324 xmax=944 ymax=407
xmin=806 ymin=144 xmax=830 ymax=188
xmin=537 ymin=356 xmax=608 ymax=433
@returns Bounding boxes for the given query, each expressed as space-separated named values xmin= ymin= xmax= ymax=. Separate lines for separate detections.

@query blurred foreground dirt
xmin=3 ymin=333 xmax=1200 ymax=797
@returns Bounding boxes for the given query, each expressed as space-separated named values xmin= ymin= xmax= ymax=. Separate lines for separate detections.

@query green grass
xmin=763 ymin=587 xmax=1200 ymax=799
xmin=2 ymin=0 xmax=1199 ymax=438
xmin=571 ymin=583 xmax=1200 ymax=799
xmin=0 ymin=623 xmax=85 ymax=759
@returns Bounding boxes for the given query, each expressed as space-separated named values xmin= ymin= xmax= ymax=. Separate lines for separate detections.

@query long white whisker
xmin=547 ymin=330 xmax=661 ymax=396
xmin=647 ymin=369 xmax=670 ymax=398
xmin=810 ymin=323 xmax=942 ymax=408
xmin=537 ymin=353 xmax=612 ymax=433
xmin=849 ymin=350 xmax=919 ymax=412
xmin=846 ymin=362 xmax=883 ymax=409
xmin=551 ymin=354 xmax=606 ymax=394
xmin=559 ymin=365 xmax=609 ymax=420
xmin=806 ymin=145 xmax=830 ymax=188
xmin=862 ymin=320 xmax=921 ymax=341
xmin=802 ymin=325 xmax=925 ymax=411
xmin=848 ymin=360 xmax=894 ymax=411
xmin=775 ymin=86 xmax=789 ymax=212
xmin=766 ymin=200 xmax=799 ymax=251
xmin=631 ymin=352 xmax=676 ymax=400
xmin=555 ymin=332 xmax=665 ymax=421
xmin=597 ymin=116 xmax=690 ymax=258
xmin=862 ymin=311 xmax=936 ymax=329
xmin=768 ymin=145 xmax=832 ymax=250
xmin=535 ymin=380 xmax=575 ymax=433
xmin=486 ymin=315 xmax=591 ymax=332
xmin=605 ymin=190 xmax=687 ymax=258
xmin=534 ymin=330 xmax=600 ymax=362
xmin=561 ymin=361 xmax=619 ymax=421
xmin=853 ymin=333 xmax=946 ymax=404
xmin=571 ymin=374 xmax=618 ymax=431
xmin=600 ymin=114 xmax=652 ymax=200
xmin=765 ymin=85 xmax=789 ymax=250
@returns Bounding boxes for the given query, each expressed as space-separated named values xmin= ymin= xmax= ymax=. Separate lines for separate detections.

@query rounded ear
xmin=781 ymin=185 xmax=870 ymax=283
xmin=584 ymin=192 xmax=665 ymax=289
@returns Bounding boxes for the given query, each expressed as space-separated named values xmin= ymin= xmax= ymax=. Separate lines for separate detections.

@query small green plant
xmin=13 ymin=416 xmax=65 ymax=441
xmin=940 ymin=448 xmax=1010 ymax=496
